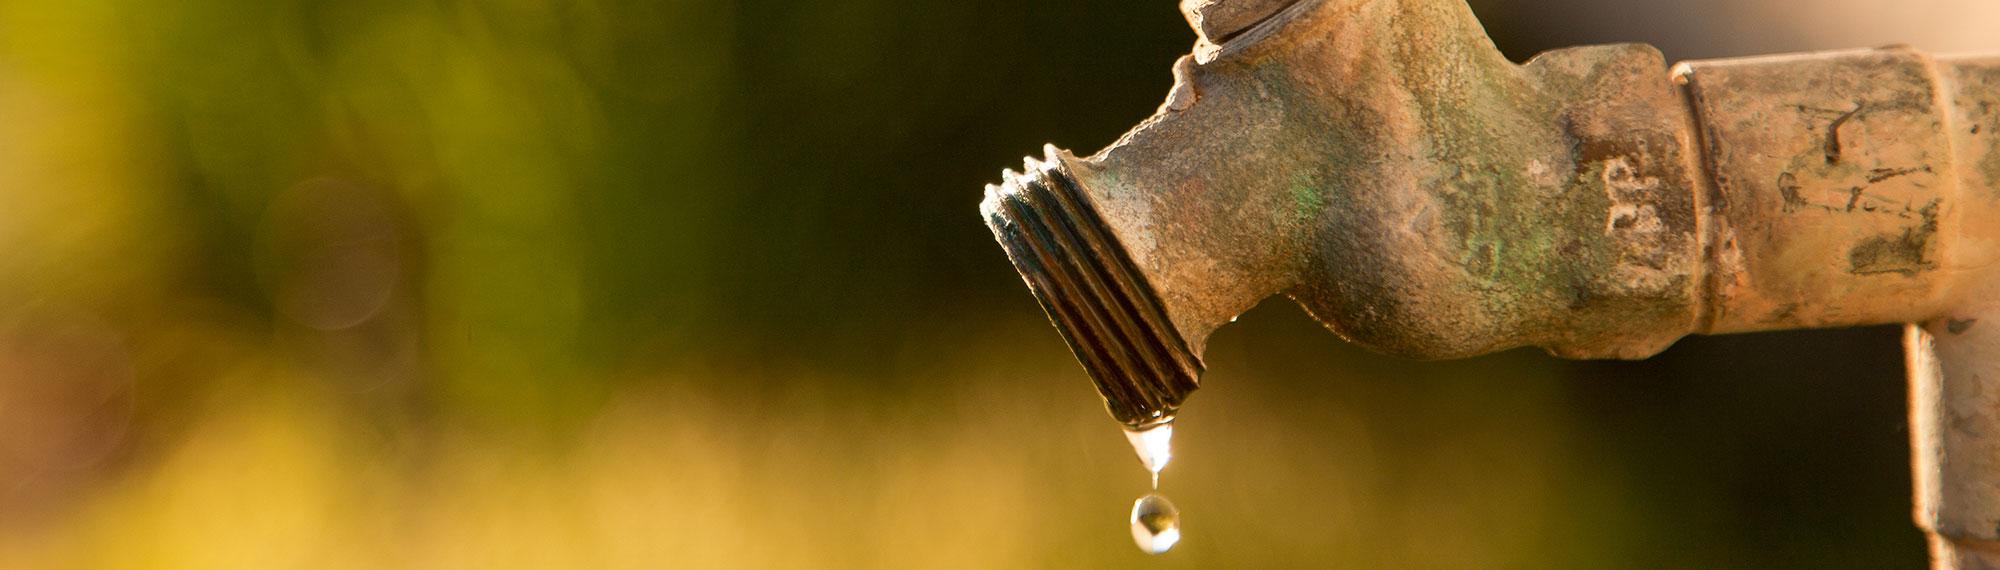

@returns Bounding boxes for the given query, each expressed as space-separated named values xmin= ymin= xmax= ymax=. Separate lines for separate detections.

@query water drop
xmin=1123 ymin=422 xmax=1173 ymax=479
xmin=1130 ymin=493 xmax=1182 ymax=554
xmin=1122 ymin=423 xmax=1179 ymax=552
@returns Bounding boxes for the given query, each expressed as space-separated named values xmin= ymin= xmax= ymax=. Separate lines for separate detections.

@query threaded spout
xmin=981 ymin=147 xmax=1202 ymax=428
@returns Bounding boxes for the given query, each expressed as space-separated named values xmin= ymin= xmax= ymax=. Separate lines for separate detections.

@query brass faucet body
xmin=980 ymin=0 xmax=2000 ymax=564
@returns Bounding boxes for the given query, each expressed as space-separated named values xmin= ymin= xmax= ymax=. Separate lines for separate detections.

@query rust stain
xmin=1824 ymin=103 xmax=1865 ymax=164
xmin=1948 ymin=318 xmax=1978 ymax=335
xmin=1868 ymin=166 xmax=1930 ymax=183
xmin=1848 ymin=200 xmax=1940 ymax=276
xmin=1779 ymin=172 xmax=1806 ymax=213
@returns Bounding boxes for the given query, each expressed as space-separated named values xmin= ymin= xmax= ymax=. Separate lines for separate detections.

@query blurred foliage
xmin=0 ymin=0 xmax=1954 ymax=567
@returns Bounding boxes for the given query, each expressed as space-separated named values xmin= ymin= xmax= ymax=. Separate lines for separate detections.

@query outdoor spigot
xmin=979 ymin=0 xmax=2000 ymax=565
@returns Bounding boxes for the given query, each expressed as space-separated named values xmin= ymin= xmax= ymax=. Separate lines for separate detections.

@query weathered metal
xmin=979 ymin=0 xmax=2000 ymax=565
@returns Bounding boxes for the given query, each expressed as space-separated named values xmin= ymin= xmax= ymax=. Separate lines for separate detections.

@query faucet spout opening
xmin=982 ymin=149 xmax=1203 ymax=428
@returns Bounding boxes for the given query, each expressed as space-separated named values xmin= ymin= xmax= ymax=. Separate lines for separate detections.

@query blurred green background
xmin=2 ymin=0 xmax=1995 ymax=567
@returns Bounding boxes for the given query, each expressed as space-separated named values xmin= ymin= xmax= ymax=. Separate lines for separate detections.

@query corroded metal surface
xmin=1911 ymin=54 xmax=2000 ymax=563
xmin=1679 ymin=49 xmax=1958 ymax=333
xmin=979 ymin=0 xmax=2000 ymax=565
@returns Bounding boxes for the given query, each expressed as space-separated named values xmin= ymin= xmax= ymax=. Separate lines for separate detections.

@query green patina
xmin=1247 ymin=57 xmax=1372 ymax=246
xmin=1289 ymin=172 xmax=1326 ymax=222
xmin=1405 ymin=33 xmax=1603 ymax=316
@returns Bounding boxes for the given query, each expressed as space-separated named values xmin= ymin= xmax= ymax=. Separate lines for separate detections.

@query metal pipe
xmin=978 ymin=0 xmax=2000 ymax=565
xmin=1911 ymin=283 xmax=2000 ymax=568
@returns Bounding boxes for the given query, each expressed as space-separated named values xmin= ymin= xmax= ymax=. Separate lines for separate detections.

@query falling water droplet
xmin=1130 ymin=493 xmax=1182 ymax=554
xmin=1123 ymin=422 xmax=1181 ymax=553
xmin=1123 ymin=422 xmax=1173 ymax=479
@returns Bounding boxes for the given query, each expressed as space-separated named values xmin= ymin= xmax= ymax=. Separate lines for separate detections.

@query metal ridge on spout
xmin=982 ymin=148 xmax=1201 ymax=428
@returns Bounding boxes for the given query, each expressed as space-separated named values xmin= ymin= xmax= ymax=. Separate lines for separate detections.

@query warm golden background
xmin=1 ymin=0 xmax=1994 ymax=567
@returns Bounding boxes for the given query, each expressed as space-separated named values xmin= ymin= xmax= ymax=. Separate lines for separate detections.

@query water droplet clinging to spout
xmin=1130 ymin=493 xmax=1182 ymax=554
xmin=1123 ymin=422 xmax=1173 ymax=479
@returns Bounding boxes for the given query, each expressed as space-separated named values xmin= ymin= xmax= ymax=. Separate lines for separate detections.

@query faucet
xmin=978 ymin=0 xmax=2000 ymax=565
